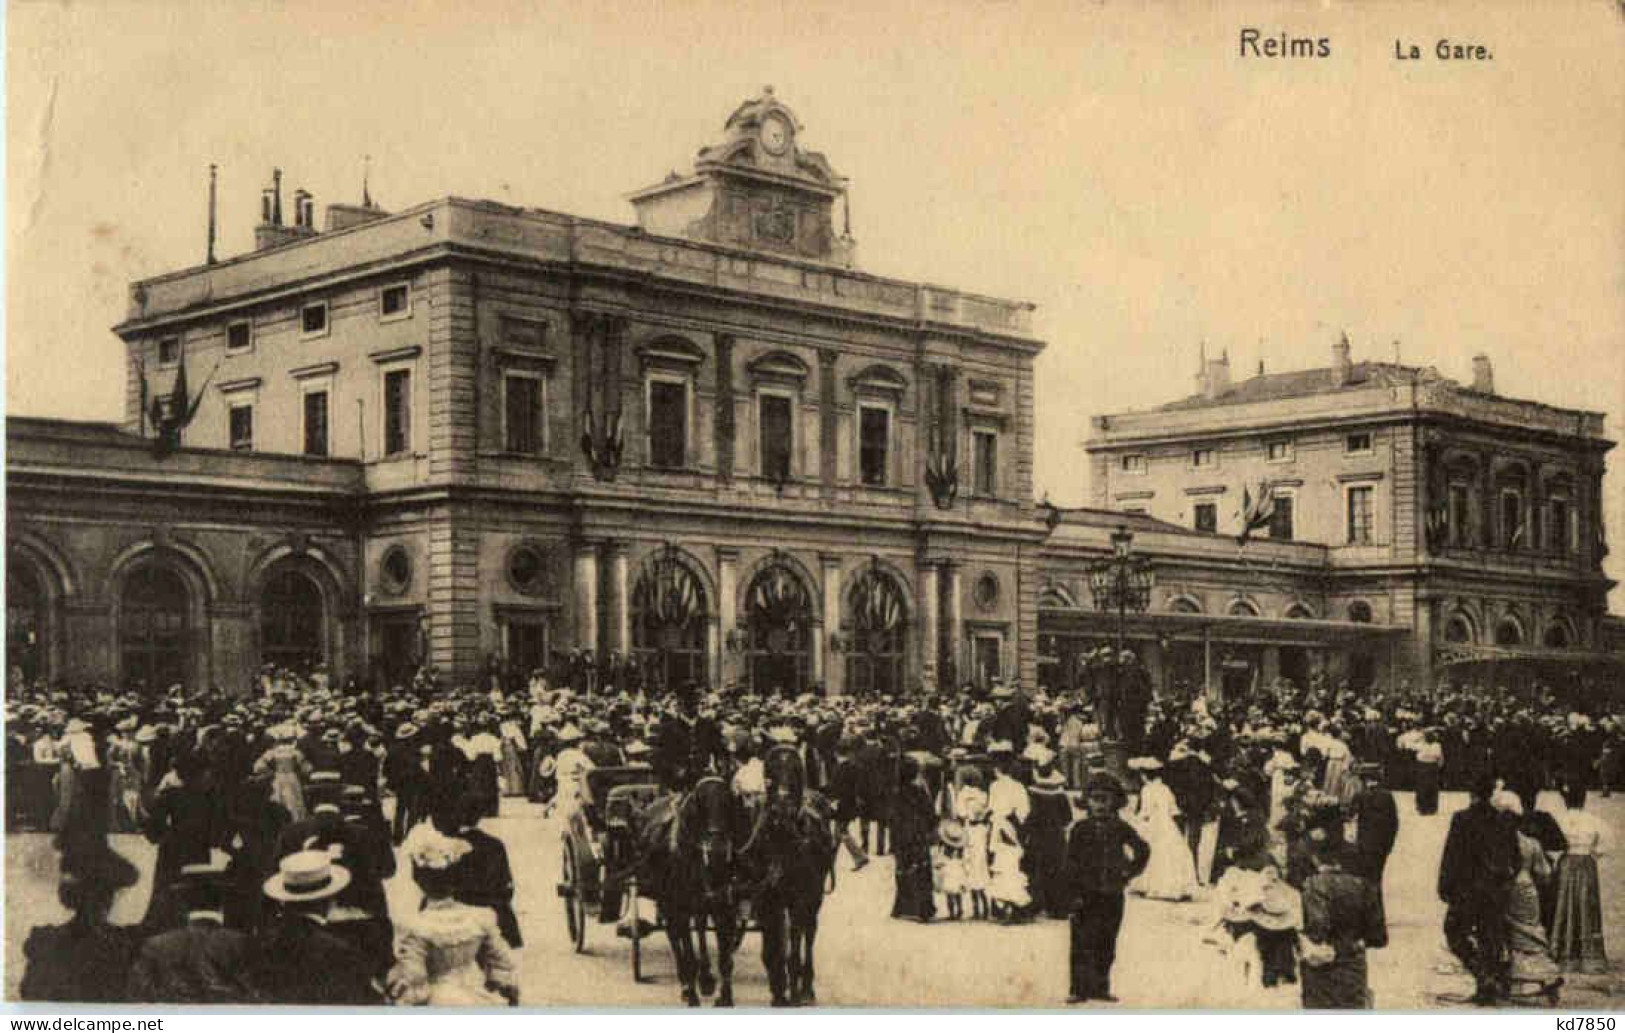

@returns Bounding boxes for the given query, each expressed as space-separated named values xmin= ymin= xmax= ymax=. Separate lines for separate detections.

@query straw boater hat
xmin=1127 ymin=756 xmax=1163 ymax=772
xmin=987 ymin=739 xmax=1014 ymax=756
xmin=625 ymin=740 xmax=652 ymax=758
xmin=65 ymin=718 xmax=90 ymax=735
xmin=937 ymin=819 xmax=967 ymax=850
xmin=1032 ymin=767 xmax=1066 ymax=789
xmin=135 ymin=725 xmax=159 ymax=744
xmin=556 ymin=723 xmax=584 ymax=743
xmin=264 ymin=850 xmax=351 ymax=903
xmin=767 ymin=726 xmax=798 ymax=745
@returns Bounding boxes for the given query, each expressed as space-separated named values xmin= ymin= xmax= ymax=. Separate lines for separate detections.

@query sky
xmin=7 ymin=0 xmax=1624 ymax=598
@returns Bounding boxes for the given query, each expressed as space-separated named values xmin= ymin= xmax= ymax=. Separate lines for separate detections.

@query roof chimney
xmin=255 ymin=169 xmax=311 ymax=251
xmin=1203 ymin=349 xmax=1231 ymax=400
xmin=1471 ymin=353 xmax=1494 ymax=394
xmin=1332 ymin=332 xmax=1353 ymax=386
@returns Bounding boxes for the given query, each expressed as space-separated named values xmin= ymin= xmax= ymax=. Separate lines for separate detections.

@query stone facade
xmin=7 ymin=94 xmax=1619 ymax=701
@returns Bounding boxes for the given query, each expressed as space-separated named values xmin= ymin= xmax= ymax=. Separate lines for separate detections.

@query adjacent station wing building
xmin=7 ymin=90 xmax=1619 ymax=700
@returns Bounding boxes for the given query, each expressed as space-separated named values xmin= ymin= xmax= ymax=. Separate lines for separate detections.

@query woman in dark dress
xmin=890 ymin=755 xmax=937 ymax=923
xmin=140 ymin=752 xmax=217 ymax=931
xmin=23 ymin=811 xmax=141 ymax=1002
xmin=1023 ymin=757 xmax=1075 ymax=918
xmin=1299 ymin=836 xmax=1387 ymax=1009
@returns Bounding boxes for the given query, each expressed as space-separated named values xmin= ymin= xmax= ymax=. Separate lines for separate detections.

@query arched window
xmin=1168 ymin=596 xmax=1202 ymax=614
xmin=631 ymin=550 xmax=710 ymax=695
xmin=260 ymin=568 xmax=325 ymax=673
xmin=846 ymin=568 xmax=908 ymax=697
xmin=6 ymin=559 xmax=44 ymax=682
xmin=1444 ymin=615 xmax=1474 ymax=644
xmin=1038 ymin=584 xmax=1077 ymax=609
xmin=745 ymin=563 xmax=814 ymax=697
xmin=1347 ymin=601 xmax=1374 ymax=624
xmin=1227 ymin=599 xmax=1260 ymax=618
xmin=1543 ymin=622 xmax=1571 ymax=649
xmin=1284 ymin=603 xmax=1315 ymax=620
xmin=121 ymin=564 xmax=190 ymax=692
xmin=1495 ymin=620 xmax=1524 ymax=647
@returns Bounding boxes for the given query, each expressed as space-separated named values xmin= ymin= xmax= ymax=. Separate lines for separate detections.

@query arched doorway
xmin=260 ymin=568 xmax=326 ymax=673
xmin=845 ymin=567 xmax=908 ymax=696
xmin=1495 ymin=620 xmax=1524 ymax=647
xmin=120 ymin=563 xmax=191 ymax=692
xmin=745 ymin=562 xmax=814 ymax=696
xmin=7 ymin=560 xmax=45 ymax=683
xmin=631 ymin=549 xmax=710 ymax=694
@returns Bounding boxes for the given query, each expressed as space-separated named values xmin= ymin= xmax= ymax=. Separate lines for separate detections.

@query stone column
xmin=945 ymin=561 xmax=964 ymax=686
xmin=821 ymin=553 xmax=843 ymax=695
xmin=610 ymin=543 xmax=630 ymax=654
xmin=718 ymin=547 xmax=739 ymax=685
xmin=1261 ymin=645 xmax=1281 ymax=687
xmin=920 ymin=563 xmax=940 ymax=689
xmin=574 ymin=541 xmax=599 ymax=654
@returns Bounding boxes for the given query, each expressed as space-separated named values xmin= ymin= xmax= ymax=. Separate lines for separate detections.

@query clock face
xmin=760 ymin=116 xmax=790 ymax=155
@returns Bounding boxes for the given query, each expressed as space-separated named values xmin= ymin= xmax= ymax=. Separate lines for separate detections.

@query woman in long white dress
xmin=389 ymin=829 xmax=519 ymax=1007
xmin=1130 ymin=760 xmax=1197 ymax=901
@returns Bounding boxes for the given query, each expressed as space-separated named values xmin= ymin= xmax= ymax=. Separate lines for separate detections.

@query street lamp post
xmin=1088 ymin=526 xmax=1154 ymax=752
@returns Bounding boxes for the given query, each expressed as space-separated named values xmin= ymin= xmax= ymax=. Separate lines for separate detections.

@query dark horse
xmin=639 ymin=776 xmax=748 ymax=1007
xmin=749 ymin=745 xmax=837 ymax=1007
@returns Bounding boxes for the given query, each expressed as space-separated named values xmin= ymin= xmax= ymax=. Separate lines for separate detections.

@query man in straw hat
xmin=1062 ymin=772 xmax=1149 ymax=1004
xmin=249 ymin=851 xmax=381 ymax=1005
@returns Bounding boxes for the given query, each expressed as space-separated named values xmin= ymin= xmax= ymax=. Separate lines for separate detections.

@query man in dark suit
xmin=1063 ymin=773 xmax=1150 ymax=1004
xmin=1437 ymin=774 xmax=1519 ymax=1004
xmin=248 ymin=852 xmax=382 ymax=1005
xmin=128 ymin=863 xmax=257 ymax=1003
xmin=1349 ymin=762 xmax=1399 ymax=934
xmin=384 ymin=723 xmax=424 ymax=844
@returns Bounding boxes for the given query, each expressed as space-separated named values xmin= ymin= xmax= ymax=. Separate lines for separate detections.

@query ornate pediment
xmin=847 ymin=363 xmax=908 ymax=398
xmin=746 ymin=349 xmax=811 ymax=384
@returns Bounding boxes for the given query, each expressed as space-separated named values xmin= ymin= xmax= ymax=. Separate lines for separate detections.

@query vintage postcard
xmin=4 ymin=0 xmax=1622 ymax=1012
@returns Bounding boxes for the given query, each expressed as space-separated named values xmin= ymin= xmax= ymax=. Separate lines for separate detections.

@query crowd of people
xmin=5 ymin=655 xmax=1619 ymax=1008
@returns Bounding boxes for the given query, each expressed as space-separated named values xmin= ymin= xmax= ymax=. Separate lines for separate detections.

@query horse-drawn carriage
xmin=556 ymin=765 xmax=663 ymax=980
xmin=556 ymin=749 xmax=839 ymax=1006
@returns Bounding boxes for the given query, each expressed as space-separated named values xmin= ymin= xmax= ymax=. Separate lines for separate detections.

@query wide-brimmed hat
xmin=395 ymin=723 xmax=419 ymax=740
xmin=556 ymin=723 xmax=584 ymax=743
xmin=767 ymin=725 xmax=798 ymax=745
xmin=115 ymin=715 xmax=138 ymax=732
xmin=263 ymin=850 xmax=352 ymax=903
xmin=1127 ymin=756 xmax=1163 ymax=772
xmin=990 ymin=682 xmax=1016 ymax=699
xmin=937 ymin=819 xmax=967 ymax=850
xmin=1085 ymin=772 xmax=1126 ymax=800
xmin=135 ymin=725 xmax=159 ymax=743
xmin=986 ymin=739 xmax=1014 ymax=756
xmin=625 ymin=740 xmax=652 ymax=757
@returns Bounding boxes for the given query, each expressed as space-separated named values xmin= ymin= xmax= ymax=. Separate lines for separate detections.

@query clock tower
xmin=628 ymin=87 xmax=855 ymax=267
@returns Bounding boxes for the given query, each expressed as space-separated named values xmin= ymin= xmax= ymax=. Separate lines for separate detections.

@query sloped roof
xmin=1158 ymin=361 xmax=1444 ymax=412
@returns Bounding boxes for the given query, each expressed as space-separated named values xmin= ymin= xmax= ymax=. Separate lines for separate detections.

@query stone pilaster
xmin=610 ymin=542 xmax=630 ymax=654
xmin=718 ymin=546 xmax=740 ymax=685
xmin=574 ymin=540 xmax=599 ymax=654
xmin=945 ymin=561 xmax=964 ymax=685
xmin=821 ymin=553 xmax=843 ymax=695
xmin=920 ymin=562 xmax=940 ymax=690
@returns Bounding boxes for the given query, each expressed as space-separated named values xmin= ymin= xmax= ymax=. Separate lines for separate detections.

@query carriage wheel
xmin=562 ymin=843 xmax=588 ymax=953
xmin=627 ymin=878 xmax=645 ymax=982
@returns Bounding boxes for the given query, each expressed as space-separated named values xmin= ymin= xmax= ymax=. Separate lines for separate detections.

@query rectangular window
xmin=859 ymin=406 xmax=889 ymax=486
xmin=1449 ymin=483 xmax=1471 ymax=546
xmin=158 ymin=337 xmax=179 ymax=364
xmin=379 ymin=283 xmax=410 ymax=320
xmin=1194 ymin=502 xmax=1217 ymax=533
xmin=1345 ymin=432 xmax=1373 ymax=454
xmin=648 ymin=379 xmax=687 ymax=469
xmin=1266 ymin=440 xmax=1293 ymax=462
xmin=973 ymin=430 xmax=998 ymax=496
xmin=226 ymin=321 xmax=252 ymax=352
xmin=228 ymin=404 xmax=253 ymax=451
xmin=1502 ymin=490 xmax=1524 ymax=549
xmin=503 ymin=374 xmax=544 ymax=454
xmin=383 ymin=368 xmax=411 ymax=456
xmin=301 ymin=302 xmax=328 ymax=337
xmin=758 ymin=393 xmax=793 ymax=481
xmin=1192 ymin=448 xmax=1215 ymax=468
xmin=303 ymin=390 xmax=329 ymax=457
xmin=1346 ymin=485 xmax=1375 ymax=544
xmin=1269 ymin=494 xmax=1295 ymax=540
xmin=1121 ymin=453 xmax=1146 ymax=474
xmin=1550 ymin=498 xmax=1570 ymax=553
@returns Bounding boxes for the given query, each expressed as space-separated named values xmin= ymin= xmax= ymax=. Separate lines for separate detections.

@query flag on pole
xmin=1237 ymin=481 xmax=1276 ymax=546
